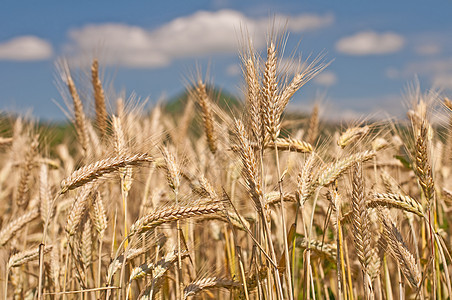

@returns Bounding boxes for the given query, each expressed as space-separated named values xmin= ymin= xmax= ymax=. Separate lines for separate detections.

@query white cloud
xmin=321 ymin=94 xmax=405 ymax=121
xmin=432 ymin=73 xmax=452 ymax=89
xmin=0 ymin=36 xmax=53 ymax=61
xmin=386 ymin=58 xmax=452 ymax=90
xmin=65 ymin=10 xmax=334 ymax=68
xmin=385 ymin=67 xmax=400 ymax=79
xmin=335 ymin=31 xmax=405 ymax=55
xmin=226 ymin=64 xmax=240 ymax=76
xmin=415 ymin=44 xmax=441 ymax=56
xmin=313 ymin=70 xmax=337 ymax=86
xmin=282 ymin=13 xmax=334 ymax=32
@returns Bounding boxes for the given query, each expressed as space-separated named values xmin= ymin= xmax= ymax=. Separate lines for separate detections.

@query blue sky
xmin=1 ymin=0 xmax=451 ymax=121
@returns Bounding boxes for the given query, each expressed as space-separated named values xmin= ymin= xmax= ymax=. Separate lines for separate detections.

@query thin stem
xmin=260 ymin=147 xmax=284 ymax=299
xmin=306 ymin=188 xmax=321 ymax=300
xmin=273 ymin=143 xmax=294 ymax=299
xmin=175 ymin=191 xmax=183 ymax=300
xmin=97 ymin=239 xmax=103 ymax=296
xmin=38 ymin=193 xmax=62 ymax=300
xmin=121 ymin=179 xmax=128 ymax=249
xmin=4 ymin=268 xmax=8 ymax=300
xmin=335 ymin=206 xmax=344 ymax=300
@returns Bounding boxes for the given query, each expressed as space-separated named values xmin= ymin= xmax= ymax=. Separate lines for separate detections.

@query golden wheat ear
xmin=60 ymin=153 xmax=152 ymax=193
xmin=183 ymin=276 xmax=239 ymax=299
xmin=191 ymin=80 xmax=218 ymax=154
xmin=91 ymin=59 xmax=108 ymax=139
xmin=379 ymin=210 xmax=421 ymax=289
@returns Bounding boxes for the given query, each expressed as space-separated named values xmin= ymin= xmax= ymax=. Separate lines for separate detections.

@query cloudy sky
xmin=1 ymin=0 xmax=451 ymax=120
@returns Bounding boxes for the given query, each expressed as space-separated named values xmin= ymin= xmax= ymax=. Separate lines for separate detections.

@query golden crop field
xmin=1 ymin=32 xmax=451 ymax=300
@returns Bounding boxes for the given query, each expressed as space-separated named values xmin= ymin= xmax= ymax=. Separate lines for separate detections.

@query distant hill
xmin=163 ymin=86 xmax=242 ymax=116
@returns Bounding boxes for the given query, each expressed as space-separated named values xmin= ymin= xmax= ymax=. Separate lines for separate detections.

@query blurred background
xmin=0 ymin=0 xmax=451 ymax=121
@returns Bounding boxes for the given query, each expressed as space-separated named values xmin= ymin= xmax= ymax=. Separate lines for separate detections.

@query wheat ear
xmin=338 ymin=126 xmax=370 ymax=148
xmin=0 ymin=136 xmax=13 ymax=145
xmin=414 ymin=122 xmax=435 ymax=206
xmin=63 ymin=62 xmax=89 ymax=152
xmin=193 ymin=80 xmax=217 ymax=154
xmin=129 ymin=200 xmax=223 ymax=236
xmin=318 ymin=150 xmax=376 ymax=187
xmin=135 ymin=250 xmax=189 ymax=299
xmin=379 ymin=211 xmax=421 ymax=289
xmin=243 ymin=54 xmax=264 ymax=145
xmin=65 ymin=184 xmax=94 ymax=236
xmin=91 ymin=59 xmax=108 ymax=138
xmin=307 ymin=104 xmax=319 ymax=145
xmin=270 ymin=137 xmax=313 ymax=153
xmin=7 ymin=245 xmax=53 ymax=269
xmin=351 ymin=163 xmax=373 ymax=269
xmin=16 ymin=134 xmax=39 ymax=207
xmin=233 ymin=119 xmax=264 ymax=213
xmin=370 ymin=193 xmax=425 ymax=217
xmin=297 ymin=153 xmax=317 ymax=205
xmin=262 ymin=41 xmax=279 ymax=141
xmin=295 ymin=235 xmax=337 ymax=261
xmin=0 ymin=208 xmax=39 ymax=246
xmin=39 ymin=163 xmax=52 ymax=223
xmin=60 ymin=153 xmax=152 ymax=193
xmin=184 ymin=276 xmax=239 ymax=299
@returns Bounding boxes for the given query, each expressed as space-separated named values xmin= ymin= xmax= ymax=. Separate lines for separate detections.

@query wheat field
xmin=1 ymin=32 xmax=452 ymax=300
